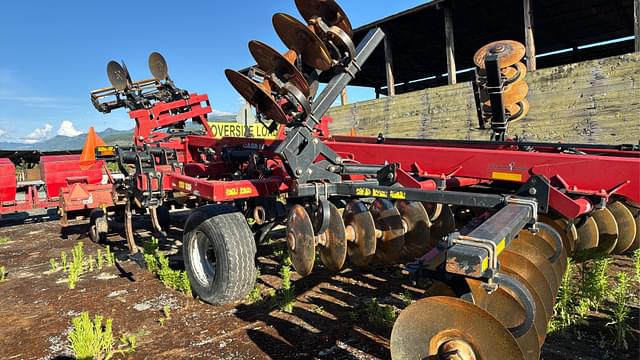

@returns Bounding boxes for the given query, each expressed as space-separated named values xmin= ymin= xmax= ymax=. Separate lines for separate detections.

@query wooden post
xmin=444 ymin=5 xmax=457 ymax=85
xmin=523 ymin=0 xmax=537 ymax=71
xmin=635 ymin=0 xmax=640 ymax=52
xmin=384 ymin=35 xmax=396 ymax=96
xmin=340 ymin=88 xmax=348 ymax=105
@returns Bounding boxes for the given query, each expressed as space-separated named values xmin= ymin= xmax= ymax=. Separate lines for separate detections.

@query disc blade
xmin=506 ymin=99 xmax=530 ymax=122
xmin=473 ymin=40 xmax=526 ymax=69
xmin=295 ymin=0 xmax=353 ymax=37
xmin=499 ymin=251 xmax=552 ymax=342
xmin=107 ymin=61 xmax=129 ymax=91
xmin=608 ymin=201 xmax=636 ymax=254
xmin=148 ymin=52 xmax=169 ymax=81
xmin=535 ymin=223 xmax=568 ymax=273
xmin=395 ymin=200 xmax=433 ymax=259
xmin=503 ymin=61 xmax=527 ymax=85
xmin=224 ymin=69 xmax=289 ymax=124
xmin=390 ymin=296 xmax=524 ymax=360
xmin=540 ymin=214 xmax=576 ymax=256
xmin=286 ymin=204 xmax=316 ymax=276
xmin=517 ymin=230 xmax=564 ymax=289
xmin=507 ymin=238 xmax=559 ymax=294
xmin=249 ymin=40 xmax=310 ymax=97
xmin=422 ymin=202 xmax=443 ymax=222
xmin=575 ymin=216 xmax=599 ymax=251
xmin=272 ymin=13 xmax=333 ymax=71
xmin=588 ymin=208 xmax=618 ymax=255
xmin=370 ymin=198 xmax=405 ymax=265
xmin=318 ymin=203 xmax=347 ymax=271
xmin=466 ymin=279 xmax=541 ymax=360
xmin=343 ymin=200 xmax=376 ymax=266
xmin=428 ymin=204 xmax=456 ymax=245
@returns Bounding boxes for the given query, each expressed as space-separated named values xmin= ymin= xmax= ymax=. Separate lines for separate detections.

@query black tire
xmin=156 ymin=205 xmax=172 ymax=231
xmin=89 ymin=209 xmax=108 ymax=243
xmin=183 ymin=205 xmax=257 ymax=305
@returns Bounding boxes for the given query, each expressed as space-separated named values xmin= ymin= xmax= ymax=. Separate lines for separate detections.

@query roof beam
xmin=444 ymin=5 xmax=457 ymax=84
xmin=523 ymin=0 xmax=537 ymax=71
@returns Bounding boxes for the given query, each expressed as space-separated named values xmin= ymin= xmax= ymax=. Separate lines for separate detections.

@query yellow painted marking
xmin=355 ymin=188 xmax=371 ymax=196
xmin=390 ymin=190 xmax=406 ymax=199
xmin=225 ymin=187 xmax=239 ymax=196
xmin=209 ymin=122 xmax=278 ymax=139
xmin=96 ymin=146 xmax=115 ymax=156
xmin=481 ymin=257 xmax=489 ymax=273
xmin=178 ymin=181 xmax=186 ymax=189
xmin=496 ymin=238 xmax=506 ymax=255
xmin=239 ymin=186 xmax=254 ymax=195
xmin=491 ymin=171 xmax=523 ymax=182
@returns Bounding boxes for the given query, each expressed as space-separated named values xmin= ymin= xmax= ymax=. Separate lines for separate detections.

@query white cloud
xmin=57 ymin=120 xmax=83 ymax=137
xmin=0 ymin=128 xmax=6 ymax=138
xmin=23 ymin=124 xmax=53 ymax=144
xmin=211 ymin=109 xmax=234 ymax=116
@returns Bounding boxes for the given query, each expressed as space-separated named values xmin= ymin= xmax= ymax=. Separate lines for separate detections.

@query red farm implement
xmin=87 ymin=1 xmax=640 ymax=359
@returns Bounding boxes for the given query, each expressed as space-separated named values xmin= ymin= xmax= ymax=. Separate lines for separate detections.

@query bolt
xmin=313 ymin=138 xmax=319 ymax=144
xmin=295 ymin=169 xmax=303 ymax=175
xmin=335 ymin=156 xmax=342 ymax=163
xmin=529 ymin=188 xmax=537 ymax=195
xmin=307 ymin=169 xmax=312 ymax=174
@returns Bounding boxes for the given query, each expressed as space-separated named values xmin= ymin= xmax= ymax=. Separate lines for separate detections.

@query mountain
xmin=0 ymin=128 xmax=134 ymax=151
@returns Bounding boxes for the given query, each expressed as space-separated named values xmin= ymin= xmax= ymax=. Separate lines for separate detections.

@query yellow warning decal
xmin=481 ymin=257 xmax=489 ymax=273
xmin=389 ymin=190 xmax=406 ymax=199
xmin=209 ymin=122 xmax=278 ymax=139
xmin=372 ymin=189 xmax=388 ymax=198
xmin=496 ymin=238 xmax=506 ymax=255
xmin=355 ymin=188 xmax=372 ymax=196
xmin=96 ymin=146 xmax=115 ymax=156
xmin=491 ymin=171 xmax=523 ymax=182
xmin=239 ymin=186 xmax=254 ymax=195
xmin=225 ymin=187 xmax=239 ymax=196
xmin=178 ymin=181 xmax=185 ymax=189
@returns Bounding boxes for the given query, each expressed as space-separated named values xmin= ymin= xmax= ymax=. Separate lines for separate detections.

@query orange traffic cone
xmin=79 ymin=127 xmax=106 ymax=170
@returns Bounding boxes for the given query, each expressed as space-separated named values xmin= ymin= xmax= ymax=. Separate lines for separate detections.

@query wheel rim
xmin=190 ymin=230 xmax=217 ymax=286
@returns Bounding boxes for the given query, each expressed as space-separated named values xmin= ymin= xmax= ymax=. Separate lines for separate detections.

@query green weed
xmin=582 ymin=257 xmax=611 ymax=311
xmin=278 ymin=263 xmax=295 ymax=313
xmin=158 ymin=305 xmax=172 ymax=327
xmin=0 ymin=236 xmax=10 ymax=244
xmin=551 ymin=257 xmax=575 ymax=331
xmin=87 ymin=255 xmax=95 ymax=272
xmin=67 ymin=242 xmax=86 ymax=289
xmin=97 ymin=249 xmax=104 ymax=270
xmin=49 ymin=258 xmax=60 ymax=273
xmin=0 ymin=265 xmax=6 ymax=282
xmin=68 ymin=312 xmax=137 ymax=360
xmin=399 ymin=290 xmax=413 ymax=307
xmin=105 ymin=246 xmax=115 ymax=266
xmin=364 ymin=298 xmax=397 ymax=330
xmin=633 ymin=249 xmax=640 ymax=282
xmin=61 ymin=251 xmax=68 ymax=272
xmin=606 ymin=272 xmax=633 ymax=350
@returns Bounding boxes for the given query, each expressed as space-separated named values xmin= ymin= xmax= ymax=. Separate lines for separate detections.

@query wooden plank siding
xmin=327 ymin=53 xmax=640 ymax=144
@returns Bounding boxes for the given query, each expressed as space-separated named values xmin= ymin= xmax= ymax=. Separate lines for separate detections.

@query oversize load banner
xmin=208 ymin=122 xmax=278 ymax=139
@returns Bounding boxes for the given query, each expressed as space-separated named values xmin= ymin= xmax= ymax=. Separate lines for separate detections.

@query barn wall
xmin=327 ymin=52 xmax=640 ymax=144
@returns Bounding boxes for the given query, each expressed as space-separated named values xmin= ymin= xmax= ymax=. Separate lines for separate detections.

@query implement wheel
xmin=183 ymin=205 xmax=257 ymax=305
xmin=88 ymin=209 xmax=108 ymax=244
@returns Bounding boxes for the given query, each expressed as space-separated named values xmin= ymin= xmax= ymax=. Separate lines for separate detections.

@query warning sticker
xmin=209 ymin=122 xmax=278 ymax=139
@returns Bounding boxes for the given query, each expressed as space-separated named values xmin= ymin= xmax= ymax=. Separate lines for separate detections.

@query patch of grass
xmin=399 ymin=290 xmax=413 ymax=307
xmin=582 ymin=257 xmax=611 ymax=311
xmin=607 ymin=272 xmax=633 ymax=350
xmin=0 ymin=236 xmax=10 ymax=244
xmin=0 ymin=265 xmax=6 ymax=282
xmin=49 ymin=258 xmax=60 ymax=273
xmin=105 ymin=246 xmax=115 ymax=266
xmin=364 ymin=298 xmax=397 ymax=330
xmin=550 ymin=257 xmax=575 ymax=332
xmin=278 ymin=262 xmax=295 ymax=313
xmin=68 ymin=312 xmax=137 ymax=360
xmin=141 ymin=237 xmax=191 ymax=296
xmin=67 ymin=242 xmax=86 ymax=290
xmin=246 ymin=269 xmax=263 ymax=303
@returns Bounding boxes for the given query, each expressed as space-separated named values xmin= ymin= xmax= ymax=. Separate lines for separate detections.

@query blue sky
xmin=0 ymin=0 xmax=425 ymax=143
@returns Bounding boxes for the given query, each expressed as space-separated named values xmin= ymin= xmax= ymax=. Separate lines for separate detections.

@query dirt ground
xmin=0 ymin=210 xmax=638 ymax=360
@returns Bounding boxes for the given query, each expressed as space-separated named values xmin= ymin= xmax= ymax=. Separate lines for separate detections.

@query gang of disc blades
xmin=249 ymin=40 xmax=310 ymax=97
xmin=507 ymin=239 xmax=559 ymax=294
xmin=474 ymin=40 xmax=526 ymax=69
xmin=318 ymin=202 xmax=347 ymax=271
xmin=343 ymin=200 xmax=376 ymax=266
xmin=370 ymin=198 xmax=405 ymax=265
xmin=148 ymin=52 xmax=169 ymax=81
xmin=225 ymin=69 xmax=289 ymax=124
xmin=517 ymin=230 xmax=564 ymax=288
xmin=295 ymin=0 xmax=353 ymax=37
xmin=272 ymin=13 xmax=333 ymax=71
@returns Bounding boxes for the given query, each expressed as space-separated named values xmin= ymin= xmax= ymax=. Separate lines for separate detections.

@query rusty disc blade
xmin=390 ymin=296 xmax=524 ymax=360
xmin=249 ymin=40 xmax=310 ymax=97
xmin=225 ymin=69 xmax=289 ymax=124
xmin=395 ymin=200 xmax=433 ymax=259
xmin=499 ymin=252 xmax=552 ymax=342
xmin=422 ymin=202 xmax=443 ymax=222
xmin=507 ymin=239 xmax=559 ymax=294
xmin=503 ymin=80 xmax=529 ymax=106
xmin=540 ymin=214 xmax=576 ymax=256
xmin=343 ymin=200 xmax=376 ymax=266
xmin=286 ymin=204 xmax=316 ymax=276
xmin=474 ymin=40 xmax=526 ymax=69
xmin=370 ymin=198 xmax=405 ymax=265
xmin=608 ymin=201 xmax=636 ymax=254
xmin=574 ymin=216 xmax=599 ymax=252
xmin=148 ymin=52 xmax=169 ymax=81
xmin=107 ymin=61 xmax=129 ymax=91
xmin=503 ymin=61 xmax=527 ymax=85
xmin=517 ymin=230 xmax=564 ymax=288
xmin=466 ymin=278 xmax=541 ymax=360
xmin=535 ymin=223 xmax=568 ymax=273
xmin=295 ymin=0 xmax=353 ymax=37
xmin=506 ymin=99 xmax=530 ymax=122
xmin=624 ymin=202 xmax=640 ymax=252
xmin=429 ymin=204 xmax=456 ymax=245
xmin=588 ymin=208 xmax=619 ymax=255
xmin=273 ymin=13 xmax=333 ymax=71
xmin=317 ymin=202 xmax=347 ymax=271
